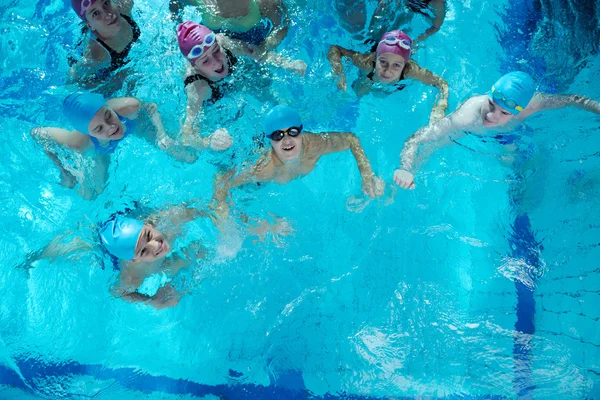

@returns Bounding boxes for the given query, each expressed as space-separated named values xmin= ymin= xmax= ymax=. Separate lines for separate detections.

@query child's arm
xmin=259 ymin=0 xmax=290 ymax=50
xmin=16 ymin=234 xmax=94 ymax=269
xmin=110 ymin=97 xmax=198 ymax=163
xmin=394 ymin=115 xmax=458 ymax=189
xmin=310 ymin=132 xmax=383 ymax=198
xmin=405 ymin=61 xmax=449 ymax=123
xmin=519 ymin=93 xmax=600 ymax=119
xmin=180 ymin=82 xmax=233 ymax=151
xmin=68 ymin=42 xmax=111 ymax=83
xmin=212 ymin=154 xmax=273 ymax=221
xmin=327 ymin=46 xmax=371 ymax=91
xmin=114 ymin=284 xmax=183 ymax=309
xmin=413 ymin=0 xmax=446 ymax=45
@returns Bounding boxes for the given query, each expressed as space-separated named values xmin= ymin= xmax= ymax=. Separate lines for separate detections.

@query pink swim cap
xmin=177 ymin=21 xmax=214 ymax=62
xmin=71 ymin=0 xmax=98 ymax=20
xmin=376 ymin=30 xmax=412 ymax=61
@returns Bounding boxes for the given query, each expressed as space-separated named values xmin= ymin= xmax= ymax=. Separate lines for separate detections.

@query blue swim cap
xmin=63 ymin=92 xmax=107 ymax=134
xmin=262 ymin=105 xmax=302 ymax=134
xmin=489 ymin=72 xmax=536 ymax=115
xmin=99 ymin=217 xmax=144 ymax=260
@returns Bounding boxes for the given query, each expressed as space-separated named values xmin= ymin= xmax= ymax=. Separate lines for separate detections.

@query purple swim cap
xmin=71 ymin=0 xmax=98 ymax=20
xmin=177 ymin=21 xmax=215 ymax=62
xmin=376 ymin=30 xmax=412 ymax=61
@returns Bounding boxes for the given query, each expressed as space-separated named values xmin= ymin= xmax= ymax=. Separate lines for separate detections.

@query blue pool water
xmin=1 ymin=0 xmax=599 ymax=398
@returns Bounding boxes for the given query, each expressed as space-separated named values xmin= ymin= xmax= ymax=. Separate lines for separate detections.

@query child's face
xmin=192 ymin=43 xmax=229 ymax=81
xmin=270 ymin=127 xmax=303 ymax=162
xmin=132 ymin=224 xmax=170 ymax=262
xmin=88 ymin=106 xmax=124 ymax=140
xmin=85 ymin=0 xmax=122 ymax=37
xmin=375 ymin=53 xmax=406 ymax=83
xmin=481 ymin=98 xmax=514 ymax=127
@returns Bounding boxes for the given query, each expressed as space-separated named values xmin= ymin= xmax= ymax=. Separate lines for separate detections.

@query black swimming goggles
xmin=266 ymin=125 xmax=303 ymax=141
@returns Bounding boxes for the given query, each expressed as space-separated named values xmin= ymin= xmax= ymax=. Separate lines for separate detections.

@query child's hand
xmin=393 ymin=169 xmax=415 ymax=190
xmin=157 ymin=133 xmax=175 ymax=150
xmin=361 ymin=175 xmax=385 ymax=198
xmin=336 ymin=73 xmax=347 ymax=92
xmin=251 ymin=216 xmax=295 ymax=247
xmin=208 ymin=128 xmax=233 ymax=151
xmin=287 ymin=60 xmax=307 ymax=77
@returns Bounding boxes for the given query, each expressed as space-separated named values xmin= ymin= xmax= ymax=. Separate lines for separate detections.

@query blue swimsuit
xmin=90 ymin=114 xmax=135 ymax=155
xmin=214 ymin=17 xmax=274 ymax=46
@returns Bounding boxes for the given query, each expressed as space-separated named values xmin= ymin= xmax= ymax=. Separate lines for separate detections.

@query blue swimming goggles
xmin=187 ymin=32 xmax=217 ymax=60
xmin=266 ymin=125 xmax=303 ymax=141
xmin=491 ymin=85 xmax=525 ymax=112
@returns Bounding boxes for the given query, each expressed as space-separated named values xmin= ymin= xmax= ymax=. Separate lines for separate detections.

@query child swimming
xmin=30 ymin=91 xmax=198 ymax=199
xmin=328 ymin=30 xmax=448 ymax=123
xmin=393 ymin=71 xmax=600 ymax=189
xmin=18 ymin=204 xmax=209 ymax=309
xmin=176 ymin=21 xmax=306 ymax=147
xmin=213 ymin=105 xmax=384 ymax=220
xmin=69 ymin=0 xmax=141 ymax=82
xmin=172 ymin=0 xmax=290 ymax=56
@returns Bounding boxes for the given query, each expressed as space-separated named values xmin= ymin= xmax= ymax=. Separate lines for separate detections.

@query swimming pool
xmin=1 ymin=0 xmax=599 ymax=398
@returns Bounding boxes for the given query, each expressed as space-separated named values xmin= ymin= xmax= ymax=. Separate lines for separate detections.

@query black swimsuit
xmin=183 ymin=50 xmax=238 ymax=104
xmin=95 ymin=14 xmax=141 ymax=73
xmin=406 ymin=0 xmax=435 ymax=16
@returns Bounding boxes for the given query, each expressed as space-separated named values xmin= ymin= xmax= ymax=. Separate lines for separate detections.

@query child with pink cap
xmin=175 ymin=20 xmax=307 ymax=148
xmin=68 ymin=0 xmax=141 ymax=83
xmin=328 ymin=30 xmax=449 ymax=124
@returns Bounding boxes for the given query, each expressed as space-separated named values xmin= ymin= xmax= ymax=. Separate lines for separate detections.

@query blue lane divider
xmin=0 ymin=357 xmax=510 ymax=399
xmin=497 ymin=0 xmax=553 ymax=397
xmin=510 ymin=215 xmax=542 ymax=398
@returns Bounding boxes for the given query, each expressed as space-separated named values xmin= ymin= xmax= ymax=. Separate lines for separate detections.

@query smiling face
xmin=87 ymin=106 xmax=124 ymax=140
xmin=132 ymin=224 xmax=171 ymax=263
xmin=375 ymin=52 xmax=406 ymax=83
xmin=192 ymin=42 xmax=229 ymax=81
xmin=85 ymin=0 xmax=121 ymax=37
xmin=270 ymin=127 xmax=303 ymax=162
xmin=481 ymin=98 xmax=514 ymax=127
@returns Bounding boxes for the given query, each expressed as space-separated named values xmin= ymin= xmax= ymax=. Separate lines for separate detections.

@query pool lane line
xmin=0 ymin=356 xmax=514 ymax=399
xmin=497 ymin=0 xmax=550 ymax=397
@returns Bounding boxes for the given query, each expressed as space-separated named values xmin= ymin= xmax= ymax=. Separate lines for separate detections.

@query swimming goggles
xmin=266 ymin=126 xmax=303 ymax=141
xmin=80 ymin=0 xmax=93 ymax=16
xmin=491 ymin=85 xmax=525 ymax=112
xmin=187 ymin=33 xmax=217 ymax=60
xmin=380 ymin=34 xmax=411 ymax=50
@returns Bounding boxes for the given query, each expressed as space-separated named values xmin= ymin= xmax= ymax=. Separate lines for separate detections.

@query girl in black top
xmin=175 ymin=20 xmax=306 ymax=151
xmin=69 ymin=0 xmax=141 ymax=82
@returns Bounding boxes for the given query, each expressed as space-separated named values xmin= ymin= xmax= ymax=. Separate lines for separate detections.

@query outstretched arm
xmin=16 ymin=234 xmax=94 ymax=269
xmin=315 ymin=132 xmax=382 ymax=197
xmin=68 ymin=42 xmax=111 ymax=84
xmin=113 ymin=283 xmax=183 ymax=309
xmin=212 ymin=154 xmax=273 ymax=221
xmin=260 ymin=0 xmax=290 ymax=50
xmin=520 ymin=93 xmax=600 ymax=119
xmin=394 ymin=116 xmax=457 ymax=189
xmin=413 ymin=0 xmax=446 ymax=45
xmin=127 ymin=100 xmax=198 ymax=163
xmin=327 ymin=46 xmax=371 ymax=91
xmin=406 ymin=61 xmax=449 ymax=123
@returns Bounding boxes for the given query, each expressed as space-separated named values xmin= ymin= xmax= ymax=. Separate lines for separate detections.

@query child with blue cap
xmin=16 ymin=203 xmax=210 ymax=309
xmin=393 ymin=71 xmax=600 ymax=190
xmin=213 ymin=104 xmax=384 ymax=220
xmin=30 ymin=91 xmax=199 ymax=199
